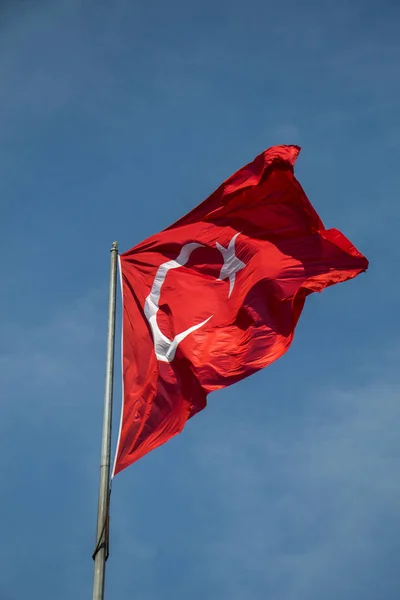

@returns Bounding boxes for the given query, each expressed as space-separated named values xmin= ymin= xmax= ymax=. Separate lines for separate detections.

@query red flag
xmin=113 ymin=145 xmax=368 ymax=476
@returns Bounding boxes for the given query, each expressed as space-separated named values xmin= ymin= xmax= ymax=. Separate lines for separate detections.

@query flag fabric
xmin=113 ymin=145 xmax=368 ymax=476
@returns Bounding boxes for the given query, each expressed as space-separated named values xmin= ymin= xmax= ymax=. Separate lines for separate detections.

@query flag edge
xmin=111 ymin=255 xmax=125 ymax=478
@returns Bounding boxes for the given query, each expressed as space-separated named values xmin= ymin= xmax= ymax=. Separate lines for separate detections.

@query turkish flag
xmin=113 ymin=145 xmax=368 ymax=476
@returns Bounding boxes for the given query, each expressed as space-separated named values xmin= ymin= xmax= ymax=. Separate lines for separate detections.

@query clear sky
xmin=1 ymin=1 xmax=399 ymax=599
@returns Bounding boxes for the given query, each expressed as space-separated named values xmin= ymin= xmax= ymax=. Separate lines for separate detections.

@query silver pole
xmin=92 ymin=241 xmax=118 ymax=600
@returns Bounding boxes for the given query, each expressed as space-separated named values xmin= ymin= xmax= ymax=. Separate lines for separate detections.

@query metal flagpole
xmin=92 ymin=241 xmax=118 ymax=600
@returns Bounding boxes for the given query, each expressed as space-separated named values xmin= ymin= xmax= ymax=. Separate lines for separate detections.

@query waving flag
xmin=113 ymin=145 xmax=368 ymax=476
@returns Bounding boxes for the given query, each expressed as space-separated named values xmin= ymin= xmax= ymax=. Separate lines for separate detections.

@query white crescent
xmin=144 ymin=235 xmax=245 ymax=363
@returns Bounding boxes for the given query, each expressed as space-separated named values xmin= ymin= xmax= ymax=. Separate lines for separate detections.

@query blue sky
xmin=1 ymin=1 xmax=399 ymax=598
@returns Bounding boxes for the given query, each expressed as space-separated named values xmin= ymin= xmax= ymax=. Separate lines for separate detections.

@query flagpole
xmin=92 ymin=241 xmax=118 ymax=600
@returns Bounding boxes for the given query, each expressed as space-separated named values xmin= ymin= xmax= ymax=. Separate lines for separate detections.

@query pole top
xmin=111 ymin=241 xmax=118 ymax=252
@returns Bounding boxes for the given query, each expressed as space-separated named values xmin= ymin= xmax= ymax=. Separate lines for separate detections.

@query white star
xmin=216 ymin=233 xmax=246 ymax=298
